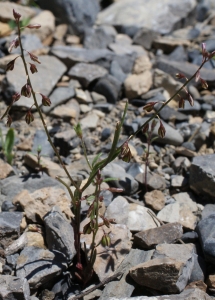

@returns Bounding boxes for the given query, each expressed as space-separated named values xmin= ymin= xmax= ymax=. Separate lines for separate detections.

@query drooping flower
xmin=21 ymin=82 xmax=31 ymax=98
xmin=29 ymin=63 xmax=38 ymax=74
xmin=119 ymin=142 xmax=132 ymax=163
xmin=13 ymin=9 xmax=21 ymax=21
xmin=143 ymin=102 xmax=158 ymax=113
xmin=158 ymin=121 xmax=166 ymax=138
xmin=25 ymin=110 xmax=34 ymax=124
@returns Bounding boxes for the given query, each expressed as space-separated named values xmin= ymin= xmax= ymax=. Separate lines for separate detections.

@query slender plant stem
xmin=17 ymin=21 xmax=81 ymax=192
xmin=81 ymin=138 xmax=92 ymax=170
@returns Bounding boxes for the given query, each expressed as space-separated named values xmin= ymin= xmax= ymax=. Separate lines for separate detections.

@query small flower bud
xmin=175 ymin=73 xmax=185 ymax=79
xmin=26 ymin=23 xmax=41 ymax=29
xmin=108 ymin=187 xmax=124 ymax=193
xmin=178 ymin=98 xmax=185 ymax=109
xmin=187 ymin=93 xmax=194 ymax=106
xmin=83 ymin=222 xmax=92 ymax=234
xmin=200 ymin=78 xmax=208 ymax=89
xmin=143 ymin=102 xmax=158 ymax=112
xmin=13 ymin=9 xmax=21 ymax=21
xmin=21 ymin=83 xmax=31 ymax=98
xmin=74 ymin=123 xmax=83 ymax=138
xmin=25 ymin=110 xmax=34 ymax=125
xmin=28 ymin=52 xmax=41 ymax=64
xmin=6 ymin=115 xmax=12 ymax=127
xmin=8 ymin=37 xmax=19 ymax=53
xmin=119 ymin=142 xmax=132 ymax=163
xmin=101 ymin=234 xmax=111 ymax=247
xmin=6 ymin=59 xmax=16 ymax=71
xmin=102 ymin=217 xmax=110 ymax=228
xmin=12 ymin=92 xmax=21 ymax=102
xmin=142 ymin=123 xmax=149 ymax=134
xmin=40 ymin=94 xmax=51 ymax=106
xmin=158 ymin=121 xmax=166 ymax=138
xmin=29 ymin=63 xmax=38 ymax=74
xmin=151 ymin=119 xmax=158 ymax=131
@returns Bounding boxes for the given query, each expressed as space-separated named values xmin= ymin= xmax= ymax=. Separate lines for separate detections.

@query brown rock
xmin=134 ymin=222 xmax=183 ymax=249
xmin=13 ymin=188 xmax=73 ymax=223
xmin=0 ymin=22 xmax=11 ymax=37
xmin=26 ymin=231 xmax=46 ymax=249
xmin=24 ymin=10 xmax=55 ymax=42
xmin=206 ymin=274 xmax=215 ymax=288
xmin=133 ymin=55 xmax=152 ymax=74
xmin=144 ymin=190 xmax=165 ymax=211
xmin=0 ymin=1 xmax=35 ymax=22
xmin=124 ymin=70 xmax=152 ymax=99
xmin=129 ymin=257 xmax=185 ymax=293
xmin=54 ymin=24 xmax=68 ymax=41
xmin=81 ymin=224 xmax=132 ymax=281
xmin=185 ymin=280 xmax=207 ymax=292
xmin=0 ymin=159 xmax=15 ymax=179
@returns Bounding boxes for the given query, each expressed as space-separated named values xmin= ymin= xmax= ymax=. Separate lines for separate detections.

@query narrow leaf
xmin=92 ymin=153 xmax=102 ymax=167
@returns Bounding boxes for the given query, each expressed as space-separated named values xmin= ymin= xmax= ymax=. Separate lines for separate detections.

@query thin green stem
xmin=81 ymin=138 xmax=92 ymax=171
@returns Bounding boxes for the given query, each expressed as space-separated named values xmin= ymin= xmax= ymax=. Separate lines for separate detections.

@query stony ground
xmin=1 ymin=0 xmax=215 ymax=299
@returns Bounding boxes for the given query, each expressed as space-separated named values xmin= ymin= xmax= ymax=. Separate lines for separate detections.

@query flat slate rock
xmin=0 ymin=275 xmax=30 ymax=300
xmin=190 ymin=154 xmax=215 ymax=198
xmin=68 ymin=62 xmax=107 ymax=88
xmin=6 ymin=56 xmax=67 ymax=108
xmin=16 ymin=246 xmax=67 ymax=289
xmin=97 ymin=0 xmax=196 ymax=35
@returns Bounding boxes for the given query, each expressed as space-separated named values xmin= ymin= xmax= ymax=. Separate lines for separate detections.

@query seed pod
xmin=29 ymin=63 xmax=38 ymax=74
xmin=40 ymin=94 xmax=51 ymax=106
xmin=158 ymin=121 xmax=166 ymax=138
xmin=119 ymin=142 xmax=132 ymax=163
xmin=13 ymin=9 xmax=21 ymax=21
xmin=143 ymin=102 xmax=157 ymax=112
xmin=21 ymin=83 xmax=31 ymax=98
xmin=12 ymin=92 xmax=21 ymax=102
xmin=25 ymin=110 xmax=34 ymax=125
xmin=6 ymin=115 xmax=12 ymax=127
xmin=101 ymin=234 xmax=111 ymax=247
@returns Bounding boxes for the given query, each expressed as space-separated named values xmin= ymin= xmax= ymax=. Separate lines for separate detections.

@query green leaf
xmin=5 ymin=128 xmax=15 ymax=156
xmin=151 ymin=136 xmax=159 ymax=142
xmin=103 ymin=177 xmax=119 ymax=182
xmin=92 ymin=153 xmax=102 ymax=167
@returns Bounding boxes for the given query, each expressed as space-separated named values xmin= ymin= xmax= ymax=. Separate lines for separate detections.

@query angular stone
xmin=0 ymin=212 xmax=22 ymax=248
xmin=0 ymin=1 xmax=35 ymax=22
xmin=81 ymin=224 xmax=132 ymax=281
xmin=190 ymin=154 xmax=215 ymax=198
xmin=135 ymin=171 xmax=166 ymax=191
xmin=105 ymin=196 xmax=159 ymax=232
xmin=13 ymin=187 xmax=73 ymax=224
xmin=134 ymin=222 xmax=183 ymax=249
xmin=23 ymin=10 xmax=55 ymax=41
xmin=107 ymin=288 xmax=212 ymax=299
xmin=6 ymin=56 xmax=66 ymax=108
xmin=102 ymin=163 xmax=139 ymax=195
xmin=80 ymin=112 xmax=99 ymax=129
xmin=0 ymin=159 xmax=15 ymax=180
xmin=44 ymin=206 xmax=76 ymax=263
xmin=156 ymin=57 xmax=215 ymax=87
xmin=50 ymin=99 xmax=80 ymax=120
xmin=16 ymin=246 xmax=67 ymax=289
xmin=68 ymin=62 xmax=107 ymax=88
xmin=196 ymin=214 xmax=215 ymax=264
xmin=0 ymin=275 xmax=30 ymax=300
xmin=97 ymin=0 xmax=196 ymax=35
xmin=130 ymin=244 xmax=194 ymax=293
xmin=124 ymin=71 xmax=152 ymax=99
xmin=144 ymin=190 xmax=165 ymax=211
xmin=42 ymin=84 xmax=75 ymax=114
xmin=99 ymin=249 xmax=154 ymax=299
xmin=133 ymin=55 xmax=152 ymax=74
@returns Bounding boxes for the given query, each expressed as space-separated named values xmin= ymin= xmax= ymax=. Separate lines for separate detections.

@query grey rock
xmin=202 ymin=204 xmax=215 ymax=219
xmin=99 ymin=249 xmax=154 ymax=300
xmin=108 ymin=288 xmax=212 ymax=299
xmin=68 ymin=62 xmax=107 ymax=88
xmin=93 ymin=74 xmax=121 ymax=104
xmin=101 ymin=128 xmax=111 ymax=141
xmin=51 ymin=274 xmax=80 ymax=300
xmin=190 ymin=154 xmax=215 ymax=198
xmin=0 ymin=275 xmax=30 ymax=300
xmin=9 ymin=34 xmax=43 ymax=54
xmin=42 ymin=84 xmax=75 ymax=114
xmin=16 ymin=246 xmax=67 ymax=289
xmin=1 ymin=200 xmax=16 ymax=212
xmin=94 ymin=103 xmax=113 ymax=113
xmin=5 ymin=56 xmax=67 ymax=107
xmin=44 ymin=206 xmax=76 ymax=263
xmin=0 ymin=174 xmax=67 ymax=202
xmin=135 ymin=171 xmax=166 ymax=191
xmin=36 ymin=0 xmax=100 ymax=36
xmin=156 ymin=57 xmax=215 ymax=87
xmin=6 ymin=253 xmax=19 ymax=270
xmin=32 ymin=130 xmax=54 ymax=159
xmin=0 ymin=212 xmax=22 ymax=248
xmin=181 ymin=231 xmax=198 ymax=243
xmin=134 ymin=223 xmax=183 ymax=250
xmin=189 ymin=253 xmax=206 ymax=283
xmin=196 ymin=214 xmax=215 ymax=264
xmin=157 ymin=105 xmax=188 ymax=122
xmin=110 ymin=60 xmax=127 ymax=84
xmin=101 ymin=163 xmax=139 ymax=195
xmin=133 ymin=28 xmax=159 ymax=50
xmin=137 ymin=117 xmax=184 ymax=146
xmin=97 ymin=0 xmax=196 ymax=36
xmin=51 ymin=46 xmax=114 ymax=67
xmin=84 ymin=25 xmax=117 ymax=49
